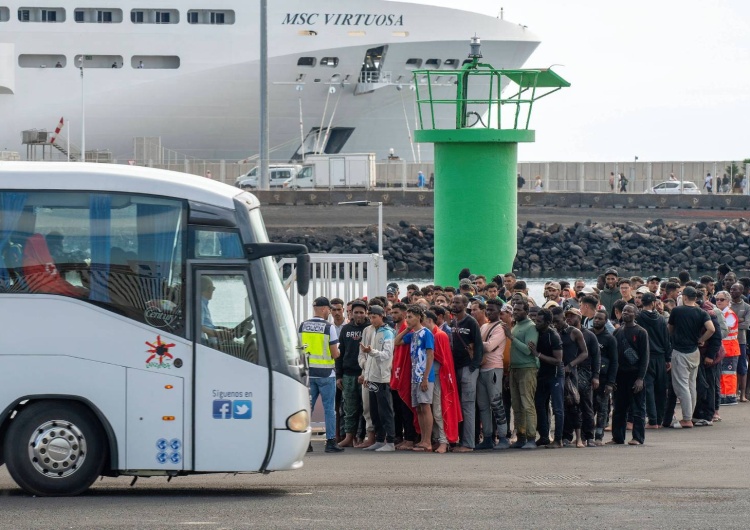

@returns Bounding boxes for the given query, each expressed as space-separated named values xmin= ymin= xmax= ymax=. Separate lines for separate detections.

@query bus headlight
xmin=286 ymin=410 xmax=310 ymax=432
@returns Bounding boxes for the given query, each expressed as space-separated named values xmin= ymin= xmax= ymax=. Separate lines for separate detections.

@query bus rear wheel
xmin=3 ymin=401 xmax=106 ymax=496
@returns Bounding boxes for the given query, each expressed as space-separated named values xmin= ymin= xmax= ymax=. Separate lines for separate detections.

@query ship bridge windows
xmin=297 ymin=57 xmax=316 ymax=67
xmin=425 ymin=59 xmax=441 ymax=69
xmin=131 ymin=55 xmax=180 ymax=69
xmin=18 ymin=54 xmax=66 ymax=68
xmin=359 ymin=45 xmax=387 ymax=82
xmin=321 ymin=57 xmax=339 ymax=67
xmin=18 ymin=7 xmax=65 ymax=22
xmin=0 ymin=7 xmax=9 ymax=22
xmin=187 ymin=9 xmax=235 ymax=25
xmin=74 ymin=54 xmax=123 ymax=68
xmin=74 ymin=8 xmax=123 ymax=23
xmin=444 ymin=59 xmax=459 ymax=69
xmin=130 ymin=8 xmax=178 ymax=24
xmin=405 ymin=58 xmax=422 ymax=70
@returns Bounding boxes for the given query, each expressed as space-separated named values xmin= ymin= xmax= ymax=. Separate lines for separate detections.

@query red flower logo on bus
xmin=145 ymin=335 xmax=175 ymax=369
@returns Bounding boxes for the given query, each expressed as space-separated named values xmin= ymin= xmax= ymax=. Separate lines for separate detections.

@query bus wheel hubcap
xmin=28 ymin=420 xmax=87 ymax=478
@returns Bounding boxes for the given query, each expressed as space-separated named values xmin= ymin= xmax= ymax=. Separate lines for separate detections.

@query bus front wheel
xmin=3 ymin=401 xmax=106 ymax=496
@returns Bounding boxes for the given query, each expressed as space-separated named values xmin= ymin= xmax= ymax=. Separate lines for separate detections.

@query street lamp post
xmin=337 ymin=201 xmax=383 ymax=256
xmin=77 ymin=56 xmax=85 ymax=161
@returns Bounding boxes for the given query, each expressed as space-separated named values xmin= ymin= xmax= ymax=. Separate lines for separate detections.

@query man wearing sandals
xmin=610 ymin=305 xmax=649 ymax=445
xmin=395 ymin=305 xmax=435 ymax=452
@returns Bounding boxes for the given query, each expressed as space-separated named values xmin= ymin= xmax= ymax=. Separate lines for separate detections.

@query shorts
xmin=411 ymin=382 xmax=434 ymax=407
xmin=738 ymin=344 xmax=748 ymax=376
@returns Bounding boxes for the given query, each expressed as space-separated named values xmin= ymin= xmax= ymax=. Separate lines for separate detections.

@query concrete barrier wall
xmin=251 ymin=190 xmax=750 ymax=209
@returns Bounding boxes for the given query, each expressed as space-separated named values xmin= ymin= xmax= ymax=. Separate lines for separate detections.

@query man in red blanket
xmin=390 ymin=303 xmax=419 ymax=449
xmin=426 ymin=310 xmax=462 ymax=453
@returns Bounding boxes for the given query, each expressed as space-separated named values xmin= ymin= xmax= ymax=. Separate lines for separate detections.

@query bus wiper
xmin=244 ymin=243 xmax=310 ymax=296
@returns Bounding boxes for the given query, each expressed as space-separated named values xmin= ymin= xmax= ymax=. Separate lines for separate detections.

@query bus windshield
xmin=245 ymin=208 xmax=306 ymax=382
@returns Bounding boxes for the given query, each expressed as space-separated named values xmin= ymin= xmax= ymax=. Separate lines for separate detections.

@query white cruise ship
xmin=0 ymin=1 xmax=540 ymax=162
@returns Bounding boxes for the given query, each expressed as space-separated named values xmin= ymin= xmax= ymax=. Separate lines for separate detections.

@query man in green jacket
xmin=599 ymin=268 xmax=622 ymax=318
xmin=504 ymin=300 xmax=540 ymax=449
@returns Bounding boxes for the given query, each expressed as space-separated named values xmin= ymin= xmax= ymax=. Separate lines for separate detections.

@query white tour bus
xmin=0 ymin=163 xmax=312 ymax=496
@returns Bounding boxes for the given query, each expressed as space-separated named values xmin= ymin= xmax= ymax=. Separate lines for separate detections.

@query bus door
xmin=192 ymin=270 xmax=271 ymax=472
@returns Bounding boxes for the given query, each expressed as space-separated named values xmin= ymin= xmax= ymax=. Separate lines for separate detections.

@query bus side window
xmin=11 ymin=191 xmax=187 ymax=337
xmin=198 ymin=273 xmax=261 ymax=365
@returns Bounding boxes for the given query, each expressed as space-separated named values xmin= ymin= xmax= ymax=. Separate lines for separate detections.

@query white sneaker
xmin=364 ymin=442 xmax=385 ymax=451
xmin=375 ymin=442 xmax=395 ymax=452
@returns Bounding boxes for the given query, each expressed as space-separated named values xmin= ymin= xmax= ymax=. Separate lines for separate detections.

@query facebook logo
xmin=212 ymin=399 xmax=232 ymax=419
xmin=233 ymin=400 xmax=253 ymax=420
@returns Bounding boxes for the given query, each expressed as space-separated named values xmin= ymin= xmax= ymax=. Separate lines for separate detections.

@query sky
xmin=407 ymin=0 xmax=750 ymax=162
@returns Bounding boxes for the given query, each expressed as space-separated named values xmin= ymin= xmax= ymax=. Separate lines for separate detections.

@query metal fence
xmin=277 ymin=253 xmax=388 ymax=324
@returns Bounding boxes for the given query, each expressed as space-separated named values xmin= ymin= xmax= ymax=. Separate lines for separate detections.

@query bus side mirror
xmin=296 ymin=253 xmax=310 ymax=296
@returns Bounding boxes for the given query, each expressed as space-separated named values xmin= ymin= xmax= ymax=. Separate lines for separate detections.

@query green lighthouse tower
xmin=413 ymin=37 xmax=570 ymax=286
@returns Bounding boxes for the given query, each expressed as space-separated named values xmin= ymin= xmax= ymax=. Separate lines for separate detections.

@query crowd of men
xmin=300 ymin=264 xmax=750 ymax=453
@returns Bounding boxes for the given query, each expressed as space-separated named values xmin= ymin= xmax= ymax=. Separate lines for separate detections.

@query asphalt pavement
xmin=2 ymin=403 xmax=750 ymax=528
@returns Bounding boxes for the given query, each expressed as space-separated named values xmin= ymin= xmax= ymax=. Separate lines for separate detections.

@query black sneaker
xmin=510 ymin=437 xmax=526 ymax=449
xmin=535 ymin=438 xmax=551 ymax=447
xmin=475 ymin=438 xmax=494 ymax=450
xmin=324 ymin=439 xmax=344 ymax=453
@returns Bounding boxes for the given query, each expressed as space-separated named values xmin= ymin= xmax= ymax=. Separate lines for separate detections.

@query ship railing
xmin=277 ymin=253 xmax=388 ymax=324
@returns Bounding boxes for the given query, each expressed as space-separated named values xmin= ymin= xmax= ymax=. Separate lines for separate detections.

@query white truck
xmin=292 ymin=153 xmax=376 ymax=189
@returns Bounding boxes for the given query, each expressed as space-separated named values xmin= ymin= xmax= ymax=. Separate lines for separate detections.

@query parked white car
xmin=646 ymin=181 xmax=701 ymax=194
xmin=235 ymin=165 xmax=301 ymax=189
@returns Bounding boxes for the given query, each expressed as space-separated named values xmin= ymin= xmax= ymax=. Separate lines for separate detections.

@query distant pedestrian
xmin=704 ymin=172 xmax=713 ymax=193
xmin=205 ymin=170 xmax=212 ymax=179
xmin=517 ymin=173 xmax=526 ymax=190
xmin=417 ymin=171 xmax=425 ymax=188
xmin=619 ymin=173 xmax=628 ymax=193
xmin=721 ymin=174 xmax=730 ymax=193
xmin=609 ymin=172 xmax=615 ymax=191
xmin=669 ymin=172 xmax=678 ymax=181
xmin=429 ymin=172 xmax=434 ymax=189
xmin=534 ymin=175 xmax=543 ymax=192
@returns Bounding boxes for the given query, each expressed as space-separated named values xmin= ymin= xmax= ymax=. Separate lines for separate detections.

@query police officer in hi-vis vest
xmin=299 ymin=297 xmax=343 ymax=453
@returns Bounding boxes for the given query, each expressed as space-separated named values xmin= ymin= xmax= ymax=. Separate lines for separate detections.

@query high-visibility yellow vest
xmin=299 ymin=318 xmax=335 ymax=368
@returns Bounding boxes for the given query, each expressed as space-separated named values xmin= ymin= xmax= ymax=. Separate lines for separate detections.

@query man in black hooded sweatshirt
xmin=636 ymin=292 xmax=672 ymax=429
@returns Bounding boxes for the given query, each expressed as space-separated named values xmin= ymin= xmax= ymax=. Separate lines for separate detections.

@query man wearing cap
xmin=449 ymin=294 xmax=484 ymax=452
xmin=359 ymin=304 xmax=396 ymax=451
xmin=647 ymin=276 xmax=661 ymax=296
xmin=336 ymin=300 xmax=370 ymax=448
xmin=634 ymin=285 xmax=650 ymax=309
xmin=300 ymin=297 xmax=343 ymax=453
xmin=459 ymin=278 xmax=475 ymax=298
xmin=566 ymin=307 xmax=600 ymax=447
xmin=386 ymin=283 xmax=400 ymax=305
xmin=475 ymin=298 xmax=510 ymax=450
xmin=600 ymin=269 xmax=622 ymax=318
xmin=546 ymin=282 xmax=564 ymax=307
xmin=637 ymin=292 xmax=672 ymax=429
xmin=508 ymin=299 xmax=541 ymax=449
xmin=551 ymin=306 xmax=588 ymax=448
xmin=667 ymin=286 xmax=715 ymax=428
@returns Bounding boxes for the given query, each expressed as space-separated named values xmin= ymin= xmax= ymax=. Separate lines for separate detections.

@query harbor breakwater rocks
xmin=267 ymin=218 xmax=750 ymax=274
